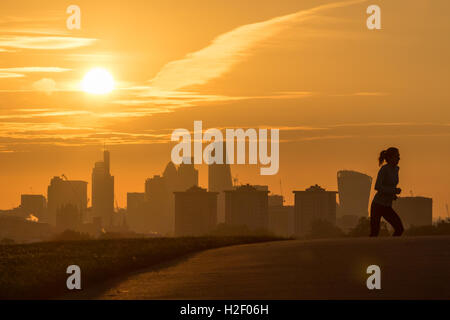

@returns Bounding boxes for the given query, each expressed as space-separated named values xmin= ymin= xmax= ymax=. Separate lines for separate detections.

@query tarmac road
xmin=70 ymin=236 xmax=450 ymax=300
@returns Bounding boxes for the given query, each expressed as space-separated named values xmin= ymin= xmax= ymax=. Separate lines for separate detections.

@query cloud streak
xmin=0 ymin=36 xmax=96 ymax=50
xmin=0 ymin=67 xmax=70 ymax=73
xmin=149 ymin=0 xmax=366 ymax=92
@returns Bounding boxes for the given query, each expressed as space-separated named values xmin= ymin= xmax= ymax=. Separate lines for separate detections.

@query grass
xmin=0 ymin=236 xmax=282 ymax=299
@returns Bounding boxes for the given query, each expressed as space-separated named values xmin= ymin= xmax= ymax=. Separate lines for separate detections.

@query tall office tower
xmin=177 ymin=157 xmax=198 ymax=192
xmin=163 ymin=161 xmax=178 ymax=234
xmin=225 ymin=184 xmax=269 ymax=231
xmin=163 ymin=161 xmax=178 ymax=192
xmin=47 ymin=176 xmax=88 ymax=226
xmin=392 ymin=196 xmax=432 ymax=228
xmin=144 ymin=174 xmax=171 ymax=235
xmin=293 ymin=184 xmax=337 ymax=236
xmin=91 ymin=150 xmax=114 ymax=228
xmin=208 ymin=147 xmax=233 ymax=223
xmin=337 ymin=170 xmax=372 ymax=218
xmin=174 ymin=186 xmax=218 ymax=236
xmin=20 ymin=194 xmax=46 ymax=221
xmin=126 ymin=192 xmax=146 ymax=232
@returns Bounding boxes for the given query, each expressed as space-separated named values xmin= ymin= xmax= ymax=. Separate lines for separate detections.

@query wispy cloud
xmin=32 ymin=78 xmax=56 ymax=95
xmin=331 ymin=92 xmax=389 ymax=97
xmin=148 ymin=0 xmax=366 ymax=92
xmin=0 ymin=36 xmax=96 ymax=50
xmin=0 ymin=67 xmax=70 ymax=73
xmin=114 ymin=87 xmax=313 ymax=112
xmin=0 ymin=67 xmax=71 ymax=79
xmin=0 ymin=72 xmax=24 ymax=78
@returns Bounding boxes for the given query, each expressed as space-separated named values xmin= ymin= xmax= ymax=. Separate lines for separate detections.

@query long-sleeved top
xmin=372 ymin=164 xmax=399 ymax=207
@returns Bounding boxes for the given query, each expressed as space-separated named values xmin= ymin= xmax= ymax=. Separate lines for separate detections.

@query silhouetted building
xmin=56 ymin=203 xmax=81 ymax=231
xmin=208 ymin=147 xmax=232 ymax=223
xmin=293 ymin=185 xmax=337 ymax=236
xmin=47 ymin=176 xmax=87 ymax=226
xmin=0 ymin=214 xmax=54 ymax=243
xmin=337 ymin=170 xmax=372 ymax=218
xmin=144 ymin=174 xmax=170 ymax=234
xmin=177 ymin=157 xmax=199 ymax=191
xmin=127 ymin=192 xmax=146 ymax=232
xmin=163 ymin=161 xmax=178 ymax=233
xmin=225 ymin=184 xmax=269 ymax=231
xmin=268 ymin=195 xmax=294 ymax=237
xmin=133 ymin=160 xmax=200 ymax=235
xmin=174 ymin=186 xmax=218 ymax=236
xmin=253 ymin=185 xmax=269 ymax=192
xmin=20 ymin=194 xmax=46 ymax=221
xmin=393 ymin=196 xmax=432 ymax=228
xmin=92 ymin=150 xmax=114 ymax=228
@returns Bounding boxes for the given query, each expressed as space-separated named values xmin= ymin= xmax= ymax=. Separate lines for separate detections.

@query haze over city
xmin=0 ymin=0 xmax=449 ymax=219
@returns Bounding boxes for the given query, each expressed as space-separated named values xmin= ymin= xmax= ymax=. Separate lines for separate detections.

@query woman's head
xmin=379 ymin=147 xmax=400 ymax=166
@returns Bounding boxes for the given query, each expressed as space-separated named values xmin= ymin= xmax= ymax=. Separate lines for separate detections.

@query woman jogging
xmin=370 ymin=147 xmax=404 ymax=237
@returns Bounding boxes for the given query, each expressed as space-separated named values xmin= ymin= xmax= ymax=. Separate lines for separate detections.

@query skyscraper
xmin=91 ymin=150 xmax=114 ymax=228
xmin=337 ymin=170 xmax=372 ymax=218
xmin=126 ymin=192 xmax=146 ymax=232
xmin=174 ymin=186 xmax=218 ymax=236
xmin=144 ymin=173 xmax=171 ymax=235
xmin=225 ymin=184 xmax=269 ymax=231
xmin=47 ymin=176 xmax=87 ymax=226
xmin=208 ymin=147 xmax=232 ymax=223
xmin=293 ymin=185 xmax=337 ymax=236
xmin=178 ymin=157 xmax=198 ymax=191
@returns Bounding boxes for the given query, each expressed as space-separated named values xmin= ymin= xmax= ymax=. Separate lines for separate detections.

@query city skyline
xmin=0 ymin=0 xmax=449 ymax=218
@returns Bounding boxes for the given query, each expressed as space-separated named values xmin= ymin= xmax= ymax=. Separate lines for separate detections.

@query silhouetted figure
xmin=370 ymin=147 xmax=404 ymax=237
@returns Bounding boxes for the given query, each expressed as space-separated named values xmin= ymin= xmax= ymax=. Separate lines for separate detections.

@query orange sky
xmin=0 ymin=0 xmax=449 ymax=219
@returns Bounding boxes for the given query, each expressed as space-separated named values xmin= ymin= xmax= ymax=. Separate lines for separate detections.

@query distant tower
xmin=337 ymin=170 xmax=372 ymax=218
xmin=208 ymin=145 xmax=232 ymax=223
xmin=224 ymin=184 xmax=269 ymax=231
xmin=174 ymin=186 xmax=218 ymax=236
xmin=47 ymin=176 xmax=87 ymax=226
xmin=91 ymin=150 xmax=114 ymax=228
xmin=144 ymin=174 xmax=170 ymax=234
xmin=392 ymin=196 xmax=432 ymax=228
xmin=178 ymin=157 xmax=199 ymax=191
xmin=293 ymin=185 xmax=337 ymax=236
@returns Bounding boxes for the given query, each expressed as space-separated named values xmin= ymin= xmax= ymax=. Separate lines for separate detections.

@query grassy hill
xmin=0 ymin=236 xmax=282 ymax=299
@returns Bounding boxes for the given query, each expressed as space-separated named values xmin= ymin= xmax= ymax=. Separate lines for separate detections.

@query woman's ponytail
xmin=378 ymin=150 xmax=386 ymax=166
xmin=378 ymin=147 xmax=399 ymax=166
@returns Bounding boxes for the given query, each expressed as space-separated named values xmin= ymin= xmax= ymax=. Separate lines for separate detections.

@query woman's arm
xmin=374 ymin=167 xmax=396 ymax=194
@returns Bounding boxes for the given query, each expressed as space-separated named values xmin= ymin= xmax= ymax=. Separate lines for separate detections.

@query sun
xmin=81 ymin=68 xmax=115 ymax=94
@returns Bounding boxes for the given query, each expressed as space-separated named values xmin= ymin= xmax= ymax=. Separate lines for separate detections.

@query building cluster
xmin=0 ymin=150 xmax=435 ymax=241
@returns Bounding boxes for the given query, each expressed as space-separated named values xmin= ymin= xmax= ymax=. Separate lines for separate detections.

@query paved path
xmin=71 ymin=236 xmax=450 ymax=299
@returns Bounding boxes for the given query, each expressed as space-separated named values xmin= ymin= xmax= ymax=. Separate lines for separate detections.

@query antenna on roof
xmin=279 ymin=179 xmax=284 ymax=198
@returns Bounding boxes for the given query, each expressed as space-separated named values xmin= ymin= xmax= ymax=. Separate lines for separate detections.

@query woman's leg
xmin=383 ymin=207 xmax=404 ymax=236
xmin=370 ymin=203 xmax=382 ymax=237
